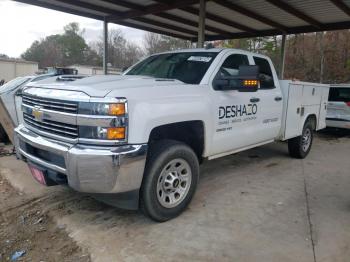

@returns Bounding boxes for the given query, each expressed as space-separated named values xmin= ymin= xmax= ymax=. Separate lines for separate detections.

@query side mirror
xmin=213 ymin=65 xmax=259 ymax=92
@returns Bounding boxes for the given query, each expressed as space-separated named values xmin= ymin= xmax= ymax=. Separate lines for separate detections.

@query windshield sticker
xmin=187 ymin=56 xmax=212 ymax=62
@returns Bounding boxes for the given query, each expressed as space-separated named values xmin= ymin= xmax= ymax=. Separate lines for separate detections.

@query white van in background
xmin=327 ymin=85 xmax=350 ymax=129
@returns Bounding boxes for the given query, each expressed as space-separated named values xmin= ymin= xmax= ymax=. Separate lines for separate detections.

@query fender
xmin=301 ymin=113 xmax=317 ymax=131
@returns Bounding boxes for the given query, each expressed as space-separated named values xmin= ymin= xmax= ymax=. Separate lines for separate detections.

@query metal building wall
xmin=0 ymin=59 xmax=38 ymax=82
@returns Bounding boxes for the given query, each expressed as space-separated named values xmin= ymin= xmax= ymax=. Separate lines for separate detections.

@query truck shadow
xmin=199 ymin=141 xmax=289 ymax=180
xmin=317 ymin=128 xmax=350 ymax=140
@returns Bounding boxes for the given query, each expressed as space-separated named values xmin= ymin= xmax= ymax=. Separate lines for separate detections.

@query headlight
xmin=78 ymin=100 xmax=127 ymax=141
xmin=79 ymin=102 xmax=126 ymax=116
xmin=79 ymin=126 xmax=126 ymax=140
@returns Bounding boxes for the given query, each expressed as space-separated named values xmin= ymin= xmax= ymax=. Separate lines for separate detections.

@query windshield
xmin=0 ymin=77 xmax=31 ymax=94
xmin=125 ymin=52 xmax=218 ymax=84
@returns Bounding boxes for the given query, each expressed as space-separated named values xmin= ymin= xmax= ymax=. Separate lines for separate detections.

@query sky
xmin=0 ymin=0 xmax=145 ymax=58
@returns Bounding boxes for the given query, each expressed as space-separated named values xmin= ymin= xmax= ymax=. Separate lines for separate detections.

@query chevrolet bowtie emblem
xmin=32 ymin=106 xmax=44 ymax=122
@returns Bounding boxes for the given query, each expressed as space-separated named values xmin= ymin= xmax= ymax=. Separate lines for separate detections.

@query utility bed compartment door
xmin=302 ymin=85 xmax=322 ymax=105
xmin=318 ymin=87 xmax=329 ymax=129
xmin=279 ymin=80 xmax=330 ymax=140
xmin=284 ymin=83 xmax=303 ymax=139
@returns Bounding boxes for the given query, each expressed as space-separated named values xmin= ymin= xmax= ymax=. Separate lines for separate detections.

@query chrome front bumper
xmin=14 ymin=125 xmax=148 ymax=194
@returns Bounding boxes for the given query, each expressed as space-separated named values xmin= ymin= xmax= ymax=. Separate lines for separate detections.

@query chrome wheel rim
xmin=302 ymin=128 xmax=312 ymax=152
xmin=156 ymin=158 xmax=192 ymax=208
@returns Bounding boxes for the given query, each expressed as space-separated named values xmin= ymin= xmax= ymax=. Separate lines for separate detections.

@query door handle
xmin=275 ymin=96 xmax=282 ymax=101
xmin=250 ymin=97 xmax=260 ymax=103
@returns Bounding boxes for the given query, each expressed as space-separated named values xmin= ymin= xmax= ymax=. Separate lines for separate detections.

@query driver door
xmin=209 ymin=52 xmax=263 ymax=156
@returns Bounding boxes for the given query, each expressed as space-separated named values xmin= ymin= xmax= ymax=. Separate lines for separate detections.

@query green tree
xmin=93 ymin=29 xmax=144 ymax=69
xmin=21 ymin=22 xmax=101 ymax=68
xmin=222 ymin=39 xmax=250 ymax=50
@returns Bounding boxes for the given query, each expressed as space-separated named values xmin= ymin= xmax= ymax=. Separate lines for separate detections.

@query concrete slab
xmin=1 ymin=131 xmax=349 ymax=262
xmin=303 ymin=135 xmax=350 ymax=262
xmin=56 ymin=142 xmax=314 ymax=262
xmin=0 ymin=152 xmax=58 ymax=198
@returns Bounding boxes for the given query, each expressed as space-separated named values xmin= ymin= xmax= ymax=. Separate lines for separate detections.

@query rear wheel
xmin=288 ymin=120 xmax=314 ymax=159
xmin=140 ymin=140 xmax=199 ymax=222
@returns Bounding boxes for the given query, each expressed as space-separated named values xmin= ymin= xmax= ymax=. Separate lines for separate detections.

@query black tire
xmin=288 ymin=120 xmax=314 ymax=159
xmin=140 ymin=140 xmax=199 ymax=222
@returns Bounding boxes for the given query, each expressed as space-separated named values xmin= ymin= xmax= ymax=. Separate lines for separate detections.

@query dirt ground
xmin=0 ymin=173 xmax=91 ymax=261
xmin=0 ymin=128 xmax=350 ymax=262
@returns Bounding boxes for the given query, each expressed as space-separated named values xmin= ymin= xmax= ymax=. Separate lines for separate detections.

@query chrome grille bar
xmin=22 ymin=94 xmax=78 ymax=113
xmin=24 ymin=113 xmax=78 ymax=138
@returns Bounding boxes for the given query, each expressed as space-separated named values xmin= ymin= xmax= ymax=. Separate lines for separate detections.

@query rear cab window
xmin=253 ymin=56 xmax=275 ymax=89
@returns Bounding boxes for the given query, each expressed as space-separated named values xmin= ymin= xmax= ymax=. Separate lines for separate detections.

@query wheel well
xmin=306 ymin=114 xmax=317 ymax=130
xmin=148 ymin=121 xmax=205 ymax=160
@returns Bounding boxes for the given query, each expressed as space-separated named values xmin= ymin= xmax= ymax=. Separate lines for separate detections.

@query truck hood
xmin=28 ymin=75 xmax=186 ymax=97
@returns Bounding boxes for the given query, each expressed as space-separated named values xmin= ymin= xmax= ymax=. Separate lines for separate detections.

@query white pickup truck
xmin=14 ymin=48 xmax=329 ymax=221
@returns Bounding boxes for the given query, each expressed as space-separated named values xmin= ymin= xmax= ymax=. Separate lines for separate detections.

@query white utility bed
xmin=279 ymin=80 xmax=329 ymax=140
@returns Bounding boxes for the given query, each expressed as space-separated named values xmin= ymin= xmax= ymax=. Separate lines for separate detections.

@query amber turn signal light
xmin=107 ymin=127 xmax=125 ymax=140
xmin=108 ymin=103 xmax=126 ymax=116
xmin=243 ymin=80 xmax=258 ymax=86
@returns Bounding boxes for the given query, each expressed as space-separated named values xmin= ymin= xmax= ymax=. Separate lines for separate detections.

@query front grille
xmin=22 ymin=94 xmax=78 ymax=114
xmin=23 ymin=113 xmax=78 ymax=139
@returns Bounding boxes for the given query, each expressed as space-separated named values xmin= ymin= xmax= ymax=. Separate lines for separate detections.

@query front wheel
xmin=288 ymin=121 xmax=314 ymax=159
xmin=140 ymin=140 xmax=199 ymax=222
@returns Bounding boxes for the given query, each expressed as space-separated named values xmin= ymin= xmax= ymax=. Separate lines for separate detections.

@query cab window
xmin=214 ymin=54 xmax=249 ymax=90
xmin=253 ymin=57 xmax=275 ymax=89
